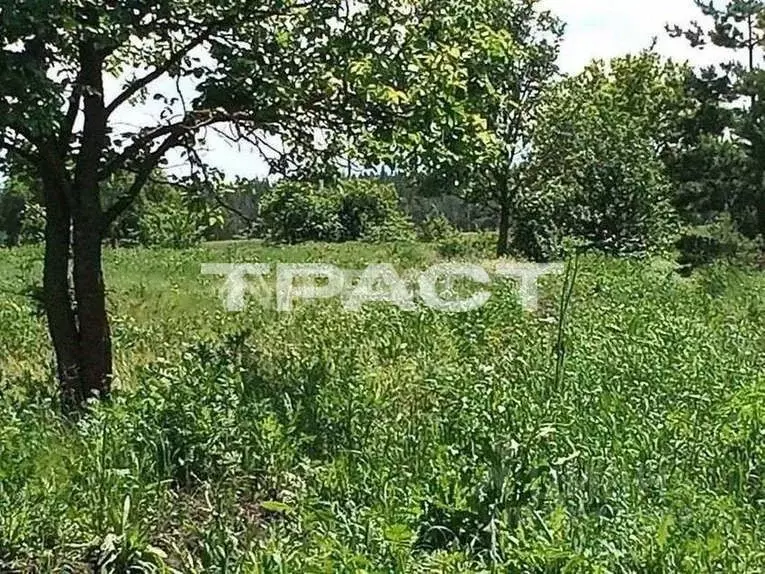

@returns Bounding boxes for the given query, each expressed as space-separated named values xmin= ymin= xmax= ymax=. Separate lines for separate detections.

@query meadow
xmin=0 ymin=239 xmax=764 ymax=572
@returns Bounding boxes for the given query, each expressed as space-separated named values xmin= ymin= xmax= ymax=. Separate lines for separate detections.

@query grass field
xmin=0 ymin=239 xmax=764 ymax=572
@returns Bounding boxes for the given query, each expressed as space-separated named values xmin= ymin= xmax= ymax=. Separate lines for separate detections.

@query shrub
xmin=676 ymin=214 xmax=763 ymax=271
xmin=418 ymin=213 xmax=456 ymax=243
xmin=515 ymin=53 xmax=685 ymax=261
xmin=517 ymin=158 xmax=678 ymax=261
xmin=259 ymin=181 xmax=342 ymax=243
xmin=259 ymin=179 xmax=414 ymax=243
xmin=437 ymin=231 xmax=497 ymax=259
xmin=335 ymin=179 xmax=415 ymax=242
xmin=136 ymin=188 xmax=217 ymax=249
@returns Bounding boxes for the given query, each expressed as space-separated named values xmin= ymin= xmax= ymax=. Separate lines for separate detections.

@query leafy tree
xmin=517 ymin=53 xmax=689 ymax=259
xmin=0 ymin=0 xmax=410 ymax=408
xmin=668 ymin=0 xmax=765 ymax=239
xmin=354 ymin=0 xmax=564 ymax=256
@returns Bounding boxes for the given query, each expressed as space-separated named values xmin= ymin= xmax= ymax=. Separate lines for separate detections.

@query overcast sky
xmin=116 ymin=0 xmax=734 ymax=180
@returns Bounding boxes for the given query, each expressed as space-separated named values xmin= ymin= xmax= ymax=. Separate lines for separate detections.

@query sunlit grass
xmin=0 ymin=240 xmax=763 ymax=572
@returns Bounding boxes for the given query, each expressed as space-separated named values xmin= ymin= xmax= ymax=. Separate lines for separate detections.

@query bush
xmin=136 ymin=188 xmax=217 ymax=248
xmin=515 ymin=53 xmax=684 ymax=261
xmin=418 ymin=213 xmax=456 ymax=242
xmin=260 ymin=179 xmax=414 ymax=243
xmin=437 ymin=231 xmax=497 ymax=259
xmin=676 ymin=215 xmax=764 ymax=271
xmin=259 ymin=181 xmax=342 ymax=243
xmin=335 ymin=179 xmax=415 ymax=242
xmin=514 ymin=154 xmax=678 ymax=262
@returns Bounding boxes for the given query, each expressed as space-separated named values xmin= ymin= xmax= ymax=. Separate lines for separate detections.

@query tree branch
xmin=144 ymin=171 xmax=258 ymax=225
xmin=100 ymin=110 xmax=273 ymax=180
xmin=101 ymin=134 xmax=184 ymax=231
xmin=102 ymin=0 xmax=317 ymax=120
xmin=104 ymin=31 xmax=213 ymax=118
xmin=58 ymin=72 xmax=83 ymax=151
xmin=1 ymin=134 xmax=39 ymax=166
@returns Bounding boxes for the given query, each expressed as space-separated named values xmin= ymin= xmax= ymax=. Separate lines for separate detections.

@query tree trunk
xmin=496 ymin=174 xmax=513 ymax=259
xmin=42 ymin=178 xmax=113 ymax=407
xmin=68 ymin=38 xmax=112 ymax=402
xmin=37 ymin=38 xmax=114 ymax=410
xmin=497 ymin=199 xmax=511 ymax=257
xmin=42 ymin=179 xmax=82 ymax=407
xmin=73 ymin=218 xmax=112 ymax=400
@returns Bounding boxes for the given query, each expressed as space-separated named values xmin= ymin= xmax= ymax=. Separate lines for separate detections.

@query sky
xmin=114 ymin=0 xmax=734 ymax=180
xmin=547 ymin=0 xmax=705 ymax=72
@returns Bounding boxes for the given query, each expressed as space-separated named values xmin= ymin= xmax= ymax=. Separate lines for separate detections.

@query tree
xmin=668 ymin=0 xmax=765 ymax=239
xmin=0 ymin=0 xmax=409 ymax=408
xmin=515 ymin=53 xmax=689 ymax=259
xmin=667 ymin=0 xmax=763 ymax=97
xmin=352 ymin=0 xmax=564 ymax=256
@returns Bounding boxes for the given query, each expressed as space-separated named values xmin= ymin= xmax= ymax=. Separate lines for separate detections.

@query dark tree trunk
xmin=42 ymin=178 xmax=82 ymax=407
xmin=42 ymin=178 xmax=113 ymax=407
xmin=496 ymin=175 xmax=513 ymax=258
xmin=73 ymin=216 xmax=112 ymax=400
xmin=69 ymin=39 xmax=112 ymax=402
xmin=41 ymin=38 xmax=113 ymax=409
xmin=497 ymin=199 xmax=511 ymax=257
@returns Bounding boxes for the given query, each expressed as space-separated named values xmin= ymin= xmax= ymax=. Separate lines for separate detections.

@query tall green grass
xmin=0 ymin=241 xmax=763 ymax=572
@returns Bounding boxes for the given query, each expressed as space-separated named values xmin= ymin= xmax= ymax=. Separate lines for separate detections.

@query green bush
xmin=259 ymin=179 xmax=414 ymax=243
xmin=259 ymin=181 xmax=342 ymax=243
xmin=418 ymin=213 xmax=456 ymax=242
xmin=515 ymin=54 xmax=684 ymax=261
xmin=437 ymin=231 xmax=497 ymax=259
xmin=676 ymin=215 xmax=764 ymax=271
xmin=515 ymin=143 xmax=679 ymax=261
xmin=136 ymin=189 xmax=217 ymax=249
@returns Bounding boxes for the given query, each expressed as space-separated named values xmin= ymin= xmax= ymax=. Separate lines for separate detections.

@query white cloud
xmin=545 ymin=0 xmax=740 ymax=72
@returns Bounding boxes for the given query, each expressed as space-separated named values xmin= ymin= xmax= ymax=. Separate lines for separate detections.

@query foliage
xmin=517 ymin=53 xmax=688 ymax=260
xmin=677 ymin=214 xmax=764 ymax=271
xmin=136 ymin=188 xmax=221 ymax=249
xmin=18 ymin=203 xmax=46 ymax=246
xmin=0 ymin=0 xmax=425 ymax=404
xmin=0 ymin=164 xmax=218 ymax=248
xmin=0 ymin=241 xmax=764 ymax=570
xmin=0 ymin=158 xmax=42 ymax=247
xmin=204 ymin=178 xmax=269 ymax=241
xmin=259 ymin=179 xmax=414 ymax=244
xmin=666 ymin=134 xmax=755 ymax=228
xmin=668 ymin=0 xmax=765 ymax=239
xmin=436 ymin=231 xmax=497 ymax=259
xmin=355 ymin=0 xmax=564 ymax=255
xmin=418 ymin=214 xmax=457 ymax=243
